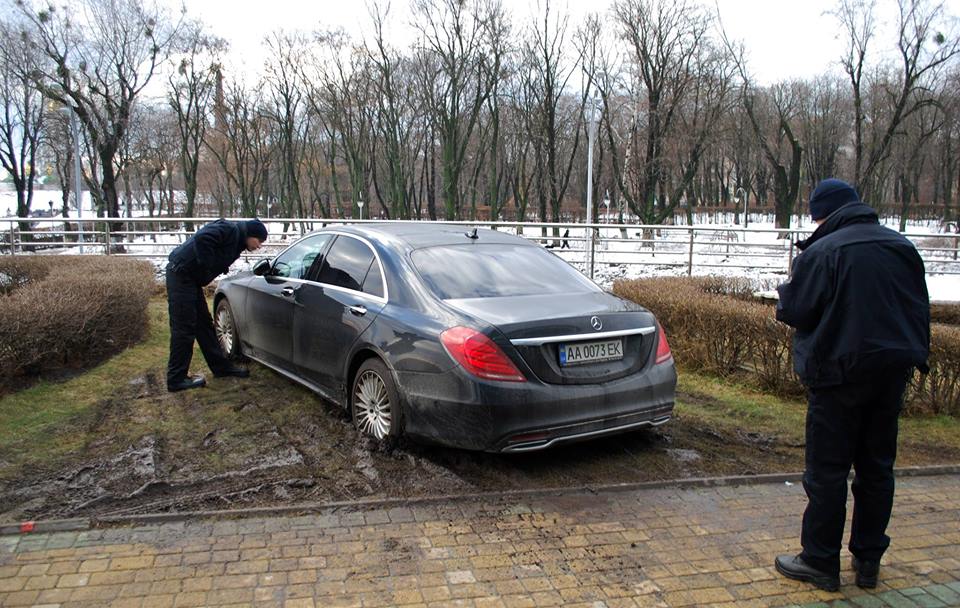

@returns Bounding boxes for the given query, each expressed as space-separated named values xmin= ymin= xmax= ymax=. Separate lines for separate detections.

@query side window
xmin=318 ymin=236 xmax=376 ymax=293
xmin=272 ymin=234 xmax=331 ymax=279
xmin=362 ymin=259 xmax=384 ymax=298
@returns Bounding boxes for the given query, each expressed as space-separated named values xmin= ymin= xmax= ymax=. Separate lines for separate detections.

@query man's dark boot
xmin=214 ymin=366 xmax=250 ymax=379
xmin=168 ymin=376 xmax=206 ymax=392
xmin=775 ymin=554 xmax=840 ymax=592
xmin=851 ymin=556 xmax=879 ymax=589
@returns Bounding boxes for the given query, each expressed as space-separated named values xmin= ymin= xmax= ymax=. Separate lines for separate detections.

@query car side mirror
xmin=253 ymin=259 xmax=271 ymax=276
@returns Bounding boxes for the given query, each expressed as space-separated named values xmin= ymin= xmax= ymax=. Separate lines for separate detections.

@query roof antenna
xmin=465 ymin=227 xmax=479 ymax=239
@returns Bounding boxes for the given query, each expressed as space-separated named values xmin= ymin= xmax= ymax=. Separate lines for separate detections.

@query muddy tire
xmin=214 ymin=299 xmax=244 ymax=361
xmin=351 ymin=359 xmax=401 ymax=441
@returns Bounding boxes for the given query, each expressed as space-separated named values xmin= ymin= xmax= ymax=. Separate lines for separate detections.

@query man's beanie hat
xmin=809 ymin=178 xmax=860 ymax=221
xmin=245 ymin=219 xmax=268 ymax=241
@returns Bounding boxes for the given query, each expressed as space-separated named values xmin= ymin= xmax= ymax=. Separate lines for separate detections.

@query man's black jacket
xmin=167 ymin=220 xmax=248 ymax=286
xmin=776 ymin=203 xmax=930 ymax=388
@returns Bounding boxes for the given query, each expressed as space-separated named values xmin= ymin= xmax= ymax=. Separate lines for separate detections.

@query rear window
xmin=412 ymin=244 xmax=600 ymax=299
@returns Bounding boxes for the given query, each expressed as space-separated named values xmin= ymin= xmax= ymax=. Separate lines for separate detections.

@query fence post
xmin=954 ymin=235 xmax=958 ymax=261
xmin=588 ymin=224 xmax=596 ymax=279
xmin=788 ymin=233 xmax=795 ymax=274
xmin=687 ymin=228 xmax=694 ymax=276
xmin=8 ymin=223 xmax=14 ymax=255
xmin=104 ymin=221 xmax=111 ymax=255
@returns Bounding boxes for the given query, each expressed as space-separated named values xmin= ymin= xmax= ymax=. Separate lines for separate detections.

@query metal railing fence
xmin=3 ymin=216 xmax=959 ymax=279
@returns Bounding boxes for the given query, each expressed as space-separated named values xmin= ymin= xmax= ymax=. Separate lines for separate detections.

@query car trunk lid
xmin=445 ymin=292 xmax=659 ymax=385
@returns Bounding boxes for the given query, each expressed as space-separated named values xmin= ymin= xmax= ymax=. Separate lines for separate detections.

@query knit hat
xmin=245 ymin=219 xmax=268 ymax=241
xmin=809 ymin=178 xmax=860 ymax=221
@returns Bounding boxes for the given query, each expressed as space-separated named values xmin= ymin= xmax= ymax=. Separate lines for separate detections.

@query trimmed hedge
xmin=614 ymin=277 xmax=960 ymax=417
xmin=931 ymin=303 xmax=960 ymax=326
xmin=0 ymin=256 xmax=155 ymax=389
xmin=0 ymin=257 xmax=52 ymax=296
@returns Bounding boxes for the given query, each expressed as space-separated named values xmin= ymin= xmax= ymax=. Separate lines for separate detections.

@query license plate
xmin=559 ymin=339 xmax=623 ymax=366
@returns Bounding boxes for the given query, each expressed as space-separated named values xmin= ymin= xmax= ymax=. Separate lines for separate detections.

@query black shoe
xmin=852 ymin=556 xmax=879 ymax=589
xmin=775 ymin=554 xmax=840 ymax=592
xmin=213 ymin=366 xmax=250 ymax=379
xmin=167 ymin=376 xmax=206 ymax=392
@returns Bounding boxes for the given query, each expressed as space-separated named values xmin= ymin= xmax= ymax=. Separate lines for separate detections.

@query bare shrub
xmin=613 ymin=277 xmax=784 ymax=381
xmin=0 ymin=257 xmax=52 ymax=296
xmin=0 ymin=256 xmax=155 ymax=389
xmin=931 ymin=303 xmax=960 ymax=326
xmin=614 ymin=277 xmax=958 ymax=417
xmin=908 ymin=324 xmax=960 ymax=416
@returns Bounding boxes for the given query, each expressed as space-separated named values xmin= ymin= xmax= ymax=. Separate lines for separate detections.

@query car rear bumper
xmin=395 ymin=361 xmax=677 ymax=452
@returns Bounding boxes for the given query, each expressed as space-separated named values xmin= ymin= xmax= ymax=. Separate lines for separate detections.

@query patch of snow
xmin=3 ymin=197 xmax=958 ymax=301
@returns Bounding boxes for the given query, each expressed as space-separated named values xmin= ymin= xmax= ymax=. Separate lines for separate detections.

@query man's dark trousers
xmin=166 ymin=268 xmax=233 ymax=385
xmin=800 ymin=368 xmax=911 ymax=575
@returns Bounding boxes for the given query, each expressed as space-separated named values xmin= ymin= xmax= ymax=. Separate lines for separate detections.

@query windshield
xmin=412 ymin=244 xmax=600 ymax=299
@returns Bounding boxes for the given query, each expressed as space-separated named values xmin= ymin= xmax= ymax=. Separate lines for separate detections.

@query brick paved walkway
xmin=0 ymin=475 xmax=957 ymax=608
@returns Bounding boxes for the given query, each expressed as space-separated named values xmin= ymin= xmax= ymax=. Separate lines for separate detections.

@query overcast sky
xmin=185 ymin=0 xmax=960 ymax=85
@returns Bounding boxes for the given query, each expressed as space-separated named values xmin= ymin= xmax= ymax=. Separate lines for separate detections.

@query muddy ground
xmin=1 ymin=368 xmax=957 ymax=523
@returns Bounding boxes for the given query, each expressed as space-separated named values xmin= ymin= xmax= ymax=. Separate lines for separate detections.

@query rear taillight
xmin=655 ymin=323 xmax=672 ymax=365
xmin=440 ymin=326 xmax=526 ymax=382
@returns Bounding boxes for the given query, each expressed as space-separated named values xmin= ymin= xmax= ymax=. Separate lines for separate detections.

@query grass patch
xmin=675 ymin=369 xmax=960 ymax=464
xmin=0 ymin=300 xmax=169 ymax=473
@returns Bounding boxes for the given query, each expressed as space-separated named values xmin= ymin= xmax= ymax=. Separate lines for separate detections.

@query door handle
xmin=281 ymin=286 xmax=295 ymax=297
xmin=349 ymin=305 xmax=367 ymax=316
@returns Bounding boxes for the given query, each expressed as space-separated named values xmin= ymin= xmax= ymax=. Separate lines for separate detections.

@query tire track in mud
xmin=0 ymin=385 xmax=818 ymax=521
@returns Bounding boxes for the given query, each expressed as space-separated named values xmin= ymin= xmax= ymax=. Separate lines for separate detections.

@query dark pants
xmin=166 ymin=269 xmax=232 ymax=385
xmin=799 ymin=369 xmax=910 ymax=575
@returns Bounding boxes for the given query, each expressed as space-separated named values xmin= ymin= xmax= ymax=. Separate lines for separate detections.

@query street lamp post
xmin=57 ymin=105 xmax=85 ymax=254
xmin=585 ymin=93 xmax=601 ymax=278
xmin=358 ymin=193 xmax=365 ymax=221
xmin=602 ymin=189 xmax=612 ymax=250
xmin=735 ymin=187 xmax=748 ymax=228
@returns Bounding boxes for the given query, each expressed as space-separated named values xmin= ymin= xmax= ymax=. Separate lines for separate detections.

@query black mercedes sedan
xmin=213 ymin=224 xmax=676 ymax=452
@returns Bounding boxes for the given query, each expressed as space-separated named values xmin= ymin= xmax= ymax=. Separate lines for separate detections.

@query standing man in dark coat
xmin=166 ymin=219 xmax=269 ymax=392
xmin=774 ymin=179 xmax=930 ymax=591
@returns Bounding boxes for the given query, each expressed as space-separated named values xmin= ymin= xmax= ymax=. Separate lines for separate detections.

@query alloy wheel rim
xmin=215 ymin=308 xmax=234 ymax=354
xmin=354 ymin=370 xmax=391 ymax=439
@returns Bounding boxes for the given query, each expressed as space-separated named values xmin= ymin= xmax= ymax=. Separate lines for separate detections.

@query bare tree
xmin=303 ymin=29 xmax=374 ymax=219
xmin=932 ymin=69 xmax=960 ymax=221
xmin=891 ymin=91 xmax=942 ymax=229
xmin=611 ymin=0 xmax=712 ymax=222
xmin=521 ymin=1 xmax=586 ymax=234
xmin=836 ymin=0 xmax=875 ymax=193
xmin=578 ymin=13 xmax=616 ymax=226
xmin=127 ymin=103 xmax=179 ymax=218
xmin=366 ymin=4 xmax=422 ymax=219
xmin=169 ymin=21 xmax=224 ymax=220
xmin=412 ymin=0 xmax=502 ymax=220
xmin=264 ymin=31 xmax=309 ymax=222
xmin=719 ymin=21 xmax=803 ymax=230
xmin=837 ymin=0 xmax=960 ymax=201
xmin=40 ymin=109 xmax=72 ymax=218
xmin=743 ymin=83 xmax=804 ymax=229
xmin=473 ymin=2 xmax=511 ymax=222
xmin=299 ymin=116 xmax=333 ymax=218
xmin=12 ymin=0 xmax=182 ymax=219
xmin=665 ymin=40 xmax=737 ymax=220
xmin=0 ymin=22 xmax=45 ymax=223
xmin=798 ymin=78 xmax=849 ymax=186
xmin=206 ymin=78 xmax=271 ymax=217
